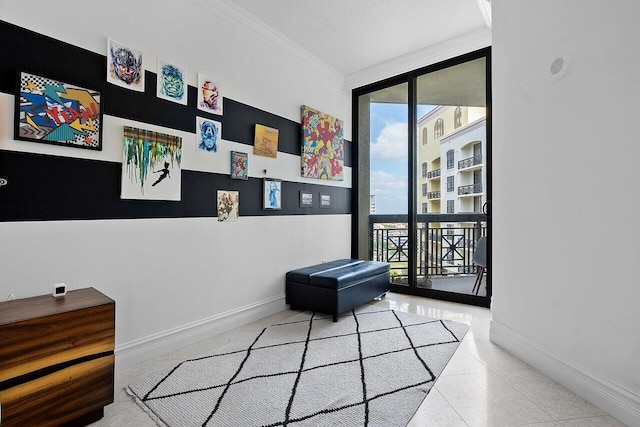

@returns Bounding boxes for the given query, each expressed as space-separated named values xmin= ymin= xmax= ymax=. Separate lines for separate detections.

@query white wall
xmin=491 ymin=0 xmax=640 ymax=424
xmin=0 ymin=0 xmax=352 ymax=368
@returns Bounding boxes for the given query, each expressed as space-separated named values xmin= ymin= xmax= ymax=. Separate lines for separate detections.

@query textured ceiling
xmin=229 ymin=0 xmax=490 ymax=77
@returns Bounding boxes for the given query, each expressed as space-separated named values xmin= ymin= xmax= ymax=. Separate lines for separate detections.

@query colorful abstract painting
xmin=157 ymin=60 xmax=187 ymax=105
xmin=197 ymin=73 xmax=223 ymax=115
xmin=301 ymin=105 xmax=344 ymax=181
xmin=217 ymin=190 xmax=239 ymax=222
xmin=121 ymin=126 xmax=182 ymax=201
xmin=254 ymin=124 xmax=279 ymax=158
xmin=107 ymin=38 xmax=144 ymax=92
xmin=230 ymin=151 xmax=248 ymax=180
xmin=196 ymin=117 xmax=221 ymax=153
xmin=16 ymin=71 xmax=102 ymax=150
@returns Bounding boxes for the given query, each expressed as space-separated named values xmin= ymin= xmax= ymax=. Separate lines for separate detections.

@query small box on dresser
xmin=0 ymin=287 xmax=115 ymax=427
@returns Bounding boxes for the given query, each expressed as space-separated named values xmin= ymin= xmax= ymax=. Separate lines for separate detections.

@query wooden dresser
xmin=0 ymin=287 xmax=115 ymax=426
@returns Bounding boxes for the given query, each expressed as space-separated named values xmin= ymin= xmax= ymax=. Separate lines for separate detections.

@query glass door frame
xmin=351 ymin=47 xmax=492 ymax=308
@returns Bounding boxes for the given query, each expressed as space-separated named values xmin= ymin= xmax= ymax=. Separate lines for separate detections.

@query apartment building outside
xmin=417 ymin=105 xmax=486 ymax=275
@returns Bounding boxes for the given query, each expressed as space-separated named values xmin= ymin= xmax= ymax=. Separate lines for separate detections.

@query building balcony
xmin=458 ymin=154 xmax=483 ymax=171
xmin=427 ymin=169 xmax=441 ymax=179
xmin=458 ymin=183 xmax=483 ymax=196
xmin=370 ymin=213 xmax=487 ymax=297
xmin=427 ymin=191 xmax=441 ymax=200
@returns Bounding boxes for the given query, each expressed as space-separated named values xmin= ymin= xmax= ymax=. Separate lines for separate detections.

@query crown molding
xmin=189 ymin=0 xmax=345 ymax=88
xmin=344 ymin=27 xmax=492 ymax=91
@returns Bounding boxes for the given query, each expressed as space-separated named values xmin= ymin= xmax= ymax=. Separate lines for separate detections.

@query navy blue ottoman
xmin=285 ymin=259 xmax=391 ymax=321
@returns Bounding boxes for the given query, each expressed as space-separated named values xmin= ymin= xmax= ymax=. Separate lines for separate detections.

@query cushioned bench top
xmin=286 ymin=259 xmax=363 ymax=285
xmin=286 ymin=259 xmax=390 ymax=290
xmin=309 ymin=261 xmax=389 ymax=290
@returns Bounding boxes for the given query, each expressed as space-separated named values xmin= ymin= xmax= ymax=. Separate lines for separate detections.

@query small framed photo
xmin=320 ymin=192 xmax=331 ymax=208
xmin=300 ymin=191 xmax=313 ymax=207
xmin=217 ymin=190 xmax=239 ymax=222
xmin=263 ymin=178 xmax=281 ymax=210
xmin=230 ymin=151 xmax=248 ymax=180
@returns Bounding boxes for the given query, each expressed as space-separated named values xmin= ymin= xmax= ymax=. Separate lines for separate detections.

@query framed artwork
xmin=230 ymin=151 xmax=248 ymax=180
xmin=300 ymin=191 xmax=313 ymax=208
xmin=196 ymin=116 xmax=221 ymax=153
xmin=15 ymin=71 xmax=102 ymax=150
xmin=320 ymin=192 xmax=331 ymax=208
xmin=301 ymin=105 xmax=344 ymax=181
xmin=217 ymin=190 xmax=239 ymax=222
xmin=157 ymin=59 xmax=187 ymax=105
xmin=121 ymin=126 xmax=182 ymax=201
xmin=197 ymin=73 xmax=223 ymax=115
xmin=263 ymin=178 xmax=281 ymax=210
xmin=107 ymin=38 xmax=144 ymax=92
xmin=253 ymin=124 xmax=279 ymax=158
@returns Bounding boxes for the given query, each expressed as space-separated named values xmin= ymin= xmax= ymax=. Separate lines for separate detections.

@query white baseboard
xmin=490 ymin=320 xmax=640 ymax=427
xmin=115 ymin=295 xmax=287 ymax=371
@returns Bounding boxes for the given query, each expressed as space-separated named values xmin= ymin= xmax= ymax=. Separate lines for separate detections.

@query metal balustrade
xmin=427 ymin=169 xmax=441 ymax=179
xmin=370 ymin=214 xmax=486 ymax=286
xmin=458 ymin=183 xmax=483 ymax=195
xmin=458 ymin=154 xmax=483 ymax=169
xmin=427 ymin=191 xmax=441 ymax=199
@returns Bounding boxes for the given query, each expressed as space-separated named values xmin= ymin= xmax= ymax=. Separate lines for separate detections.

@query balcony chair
xmin=472 ymin=236 xmax=487 ymax=295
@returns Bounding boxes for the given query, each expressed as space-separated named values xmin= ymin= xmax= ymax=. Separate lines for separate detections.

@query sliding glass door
xmin=353 ymin=48 xmax=491 ymax=307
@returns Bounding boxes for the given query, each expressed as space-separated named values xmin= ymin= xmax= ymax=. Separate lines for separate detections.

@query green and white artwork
xmin=121 ymin=126 xmax=182 ymax=201
xmin=156 ymin=59 xmax=187 ymax=105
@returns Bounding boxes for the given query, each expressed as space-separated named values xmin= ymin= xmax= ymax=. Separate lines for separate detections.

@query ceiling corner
xmin=475 ymin=0 xmax=492 ymax=28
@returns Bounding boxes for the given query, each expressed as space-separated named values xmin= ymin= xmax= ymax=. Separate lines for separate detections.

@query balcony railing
xmin=370 ymin=213 xmax=486 ymax=285
xmin=427 ymin=169 xmax=441 ymax=179
xmin=458 ymin=154 xmax=482 ymax=169
xmin=458 ymin=183 xmax=483 ymax=195
xmin=427 ymin=191 xmax=441 ymax=200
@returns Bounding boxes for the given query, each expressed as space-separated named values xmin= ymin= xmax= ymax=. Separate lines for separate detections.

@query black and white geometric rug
xmin=127 ymin=307 xmax=469 ymax=427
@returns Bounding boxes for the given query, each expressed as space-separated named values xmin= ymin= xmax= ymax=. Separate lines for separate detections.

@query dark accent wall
xmin=0 ymin=21 xmax=351 ymax=221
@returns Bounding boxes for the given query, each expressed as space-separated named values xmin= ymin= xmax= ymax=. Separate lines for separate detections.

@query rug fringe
xmin=125 ymin=386 xmax=169 ymax=427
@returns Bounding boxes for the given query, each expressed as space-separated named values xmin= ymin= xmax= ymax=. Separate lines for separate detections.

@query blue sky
xmin=369 ymin=103 xmax=434 ymax=214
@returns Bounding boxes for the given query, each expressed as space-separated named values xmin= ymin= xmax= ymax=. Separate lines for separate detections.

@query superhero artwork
xmin=157 ymin=59 xmax=188 ymax=105
xmin=301 ymin=105 xmax=344 ymax=181
xmin=197 ymin=73 xmax=223 ymax=115
xmin=107 ymin=38 xmax=145 ymax=92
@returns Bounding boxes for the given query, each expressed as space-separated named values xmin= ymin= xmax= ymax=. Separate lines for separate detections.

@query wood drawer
xmin=0 ymin=354 xmax=114 ymax=427
xmin=0 ymin=288 xmax=115 ymax=383
xmin=0 ymin=288 xmax=115 ymax=426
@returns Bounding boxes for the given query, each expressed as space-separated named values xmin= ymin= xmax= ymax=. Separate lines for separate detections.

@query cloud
xmin=370 ymin=170 xmax=407 ymax=196
xmin=370 ymin=170 xmax=408 ymax=214
xmin=370 ymin=122 xmax=407 ymax=160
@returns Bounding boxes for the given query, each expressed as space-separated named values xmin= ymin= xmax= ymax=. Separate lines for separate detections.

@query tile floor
xmin=91 ymin=293 xmax=626 ymax=426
